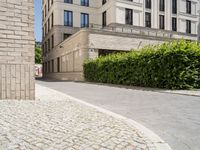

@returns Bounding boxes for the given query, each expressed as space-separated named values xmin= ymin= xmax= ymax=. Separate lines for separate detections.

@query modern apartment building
xmin=42 ymin=0 xmax=200 ymax=80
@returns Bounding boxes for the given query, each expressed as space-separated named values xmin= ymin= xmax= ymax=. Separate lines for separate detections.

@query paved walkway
xmin=0 ymin=84 xmax=169 ymax=150
xmin=37 ymin=80 xmax=200 ymax=150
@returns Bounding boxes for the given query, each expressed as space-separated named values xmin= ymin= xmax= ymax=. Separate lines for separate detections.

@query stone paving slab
xmin=0 ymin=84 xmax=168 ymax=150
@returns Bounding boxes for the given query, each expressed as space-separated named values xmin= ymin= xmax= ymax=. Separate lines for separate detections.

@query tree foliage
xmin=35 ymin=45 xmax=42 ymax=64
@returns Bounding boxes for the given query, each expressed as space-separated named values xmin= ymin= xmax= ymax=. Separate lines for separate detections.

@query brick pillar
xmin=0 ymin=0 xmax=35 ymax=100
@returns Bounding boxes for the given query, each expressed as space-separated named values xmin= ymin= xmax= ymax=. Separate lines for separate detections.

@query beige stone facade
xmin=43 ymin=26 xmax=198 ymax=81
xmin=0 ymin=0 xmax=35 ymax=100
xmin=42 ymin=0 xmax=200 ymax=81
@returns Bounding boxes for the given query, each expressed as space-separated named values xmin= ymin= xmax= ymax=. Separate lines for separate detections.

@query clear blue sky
xmin=34 ymin=0 xmax=42 ymax=42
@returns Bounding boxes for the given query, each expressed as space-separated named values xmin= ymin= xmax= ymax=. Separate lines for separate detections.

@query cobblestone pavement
xmin=37 ymin=80 xmax=200 ymax=150
xmin=0 ymin=85 xmax=158 ymax=150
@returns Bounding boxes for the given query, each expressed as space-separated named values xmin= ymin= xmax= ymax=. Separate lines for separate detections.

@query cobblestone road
xmin=0 ymin=85 xmax=157 ymax=150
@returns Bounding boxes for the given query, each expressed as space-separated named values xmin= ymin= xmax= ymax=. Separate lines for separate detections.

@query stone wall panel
xmin=0 ymin=0 xmax=35 ymax=100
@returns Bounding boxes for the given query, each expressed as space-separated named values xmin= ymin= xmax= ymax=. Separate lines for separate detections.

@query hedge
xmin=83 ymin=40 xmax=200 ymax=89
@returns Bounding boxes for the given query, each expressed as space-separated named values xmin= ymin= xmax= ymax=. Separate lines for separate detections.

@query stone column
xmin=0 ymin=0 xmax=35 ymax=100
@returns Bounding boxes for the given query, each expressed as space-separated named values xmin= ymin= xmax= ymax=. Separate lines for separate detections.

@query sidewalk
xmin=0 ymin=84 xmax=171 ymax=150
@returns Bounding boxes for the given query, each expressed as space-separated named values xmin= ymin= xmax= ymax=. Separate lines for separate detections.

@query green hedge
xmin=84 ymin=40 xmax=200 ymax=89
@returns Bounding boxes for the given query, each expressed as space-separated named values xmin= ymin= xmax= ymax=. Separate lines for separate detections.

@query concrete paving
xmin=37 ymin=79 xmax=200 ymax=150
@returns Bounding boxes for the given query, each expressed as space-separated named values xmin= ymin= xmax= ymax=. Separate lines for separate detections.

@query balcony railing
xmin=88 ymin=23 xmax=197 ymax=40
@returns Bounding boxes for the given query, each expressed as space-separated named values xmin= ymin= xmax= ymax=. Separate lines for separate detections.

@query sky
xmin=34 ymin=0 xmax=42 ymax=42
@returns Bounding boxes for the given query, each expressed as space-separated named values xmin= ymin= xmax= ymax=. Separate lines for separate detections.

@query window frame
xmin=102 ymin=11 xmax=107 ymax=27
xmin=159 ymin=15 xmax=165 ymax=29
xmin=159 ymin=0 xmax=165 ymax=11
xmin=172 ymin=17 xmax=177 ymax=31
xmin=186 ymin=20 xmax=191 ymax=34
xmin=64 ymin=0 xmax=73 ymax=4
xmin=57 ymin=57 xmax=60 ymax=73
xmin=186 ymin=0 xmax=191 ymax=14
xmin=64 ymin=10 xmax=73 ymax=27
xmin=81 ymin=0 xmax=89 ymax=7
xmin=81 ymin=13 xmax=89 ymax=27
xmin=145 ymin=0 xmax=151 ymax=9
xmin=102 ymin=0 xmax=106 ymax=5
xmin=125 ymin=8 xmax=133 ymax=25
xmin=145 ymin=12 xmax=151 ymax=28
xmin=172 ymin=0 xmax=177 ymax=14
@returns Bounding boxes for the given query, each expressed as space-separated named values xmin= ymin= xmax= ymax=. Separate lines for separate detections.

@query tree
xmin=35 ymin=45 xmax=42 ymax=64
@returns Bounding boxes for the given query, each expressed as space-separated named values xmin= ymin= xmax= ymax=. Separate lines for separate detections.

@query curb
xmin=38 ymin=79 xmax=200 ymax=98
xmin=36 ymin=84 xmax=173 ymax=150
xmin=82 ymin=81 xmax=200 ymax=98
xmin=159 ymin=91 xmax=200 ymax=98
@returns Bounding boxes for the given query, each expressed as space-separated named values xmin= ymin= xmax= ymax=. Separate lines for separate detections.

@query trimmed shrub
xmin=84 ymin=40 xmax=200 ymax=89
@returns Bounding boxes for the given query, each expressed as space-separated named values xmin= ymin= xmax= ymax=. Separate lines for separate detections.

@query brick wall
xmin=0 ymin=0 xmax=35 ymax=100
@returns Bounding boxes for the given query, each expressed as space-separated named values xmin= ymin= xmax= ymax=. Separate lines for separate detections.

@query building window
xmin=145 ymin=12 xmax=151 ymax=28
xmin=81 ymin=0 xmax=89 ymax=7
xmin=48 ymin=39 xmax=50 ymax=51
xmin=45 ymin=41 xmax=48 ymax=53
xmin=42 ymin=63 xmax=45 ymax=74
xmin=43 ymin=43 xmax=45 ymax=55
xmin=63 ymin=33 xmax=72 ymax=40
xmin=102 ymin=11 xmax=107 ymax=27
xmin=42 ymin=44 xmax=45 ymax=55
xmin=186 ymin=0 xmax=191 ymax=14
xmin=186 ymin=20 xmax=191 ymax=33
xmin=125 ymin=9 xmax=133 ymax=25
xmin=42 ymin=10 xmax=44 ymax=21
xmin=102 ymin=0 xmax=106 ymax=5
xmin=45 ymin=62 xmax=48 ymax=73
xmin=81 ymin=13 xmax=89 ymax=27
xmin=52 ymin=60 xmax=54 ymax=73
xmin=64 ymin=10 xmax=73 ymax=26
xmin=145 ymin=0 xmax=151 ymax=9
xmin=51 ymin=0 xmax=53 ymax=5
xmin=172 ymin=17 xmax=177 ymax=31
xmin=48 ymin=61 xmax=50 ymax=73
xmin=51 ymin=35 xmax=54 ymax=49
xmin=159 ymin=0 xmax=165 ymax=11
xmin=48 ymin=18 xmax=50 ymax=32
xmin=45 ymin=23 xmax=47 ymax=35
xmin=42 ymin=27 xmax=44 ymax=38
xmin=64 ymin=0 xmax=73 ymax=3
xmin=46 ymin=62 xmax=48 ymax=73
xmin=45 ymin=5 xmax=47 ymax=17
xmin=159 ymin=15 xmax=165 ymax=29
xmin=57 ymin=57 xmax=60 ymax=72
xmin=51 ymin=13 xmax=54 ymax=27
xmin=48 ymin=0 xmax=50 ymax=11
xmin=172 ymin=0 xmax=177 ymax=14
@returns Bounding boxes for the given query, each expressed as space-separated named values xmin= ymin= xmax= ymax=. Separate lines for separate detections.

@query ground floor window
xmin=63 ymin=33 xmax=72 ymax=40
xmin=52 ymin=59 xmax=54 ymax=73
xmin=57 ymin=57 xmax=60 ymax=72
xmin=98 ymin=49 xmax=127 ymax=57
xmin=48 ymin=61 xmax=50 ymax=73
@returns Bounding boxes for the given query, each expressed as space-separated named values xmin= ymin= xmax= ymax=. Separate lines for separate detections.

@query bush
xmin=83 ymin=40 xmax=200 ymax=89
